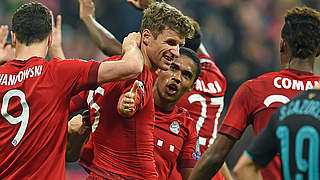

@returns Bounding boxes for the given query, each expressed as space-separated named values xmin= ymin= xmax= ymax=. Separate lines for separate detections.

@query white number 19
xmin=1 ymin=89 xmax=29 ymax=146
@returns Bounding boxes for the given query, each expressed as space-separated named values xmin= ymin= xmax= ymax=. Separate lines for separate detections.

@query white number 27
xmin=1 ymin=89 xmax=29 ymax=146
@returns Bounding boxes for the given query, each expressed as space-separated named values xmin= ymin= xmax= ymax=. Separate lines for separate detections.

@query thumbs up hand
xmin=118 ymin=80 xmax=140 ymax=116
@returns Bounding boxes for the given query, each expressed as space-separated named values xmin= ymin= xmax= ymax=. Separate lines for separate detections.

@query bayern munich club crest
xmin=170 ymin=121 xmax=180 ymax=134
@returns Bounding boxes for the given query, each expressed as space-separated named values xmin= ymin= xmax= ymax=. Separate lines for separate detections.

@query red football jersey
xmin=72 ymin=56 xmax=157 ymax=180
xmin=177 ymin=55 xmax=226 ymax=180
xmin=0 ymin=57 xmax=100 ymax=180
xmin=219 ymin=69 xmax=320 ymax=180
xmin=177 ymin=55 xmax=226 ymax=153
xmin=154 ymin=106 xmax=198 ymax=180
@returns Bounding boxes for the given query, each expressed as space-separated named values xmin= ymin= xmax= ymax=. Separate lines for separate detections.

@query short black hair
xmin=12 ymin=2 xmax=52 ymax=46
xmin=179 ymin=47 xmax=201 ymax=83
xmin=281 ymin=7 xmax=320 ymax=59
xmin=184 ymin=18 xmax=202 ymax=51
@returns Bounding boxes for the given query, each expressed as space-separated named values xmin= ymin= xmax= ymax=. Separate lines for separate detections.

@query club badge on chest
xmin=170 ymin=121 xmax=180 ymax=134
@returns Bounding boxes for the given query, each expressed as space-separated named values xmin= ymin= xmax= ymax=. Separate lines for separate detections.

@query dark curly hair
xmin=12 ymin=2 xmax=52 ymax=46
xmin=281 ymin=7 xmax=320 ymax=59
xmin=141 ymin=2 xmax=194 ymax=40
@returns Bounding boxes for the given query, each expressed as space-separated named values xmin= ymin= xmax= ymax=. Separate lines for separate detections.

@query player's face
xmin=147 ymin=27 xmax=185 ymax=71
xmin=155 ymin=55 xmax=196 ymax=103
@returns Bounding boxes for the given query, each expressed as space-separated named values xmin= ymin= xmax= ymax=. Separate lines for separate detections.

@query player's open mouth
xmin=167 ymin=83 xmax=178 ymax=95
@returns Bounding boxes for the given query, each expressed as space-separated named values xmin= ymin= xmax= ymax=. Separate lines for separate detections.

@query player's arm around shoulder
xmin=97 ymin=32 xmax=144 ymax=85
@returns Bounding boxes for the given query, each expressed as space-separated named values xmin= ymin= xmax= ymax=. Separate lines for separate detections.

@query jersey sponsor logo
xmin=195 ymin=79 xmax=222 ymax=94
xmin=0 ymin=65 xmax=43 ymax=86
xmin=170 ymin=121 xmax=180 ymax=134
xmin=273 ymin=77 xmax=319 ymax=91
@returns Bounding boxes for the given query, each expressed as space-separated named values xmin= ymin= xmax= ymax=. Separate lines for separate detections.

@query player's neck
xmin=155 ymin=102 xmax=175 ymax=114
xmin=15 ymin=42 xmax=48 ymax=60
xmin=288 ymin=57 xmax=314 ymax=73
xmin=141 ymin=45 xmax=157 ymax=72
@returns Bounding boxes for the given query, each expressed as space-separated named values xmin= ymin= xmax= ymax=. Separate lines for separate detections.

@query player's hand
xmin=78 ymin=0 xmax=95 ymax=21
xmin=122 ymin=32 xmax=141 ymax=55
xmin=50 ymin=14 xmax=62 ymax=51
xmin=119 ymin=80 xmax=139 ymax=116
xmin=68 ymin=110 xmax=91 ymax=135
xmin=0 ymin=25 xmax=14 ymax=65
xmin=127 ymin=0 xmax=154 ymax=10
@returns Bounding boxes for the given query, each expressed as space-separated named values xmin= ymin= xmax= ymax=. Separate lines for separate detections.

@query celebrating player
xmin=189 ymin=6 xmax=320 ymax=180
xmin=68 ymin=47 xmax=202 ymax=179
xmin=70 ymin=1 xmax=194 ymax=179
xmin=78 ymin=0 xmax=231 ymax=179
xmin=0 ymin=2 xmax=145 ymax=179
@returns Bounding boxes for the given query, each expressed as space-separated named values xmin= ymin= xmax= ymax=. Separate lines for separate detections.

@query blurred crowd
xmin=1 ymin=0 xmax=320 ymax=178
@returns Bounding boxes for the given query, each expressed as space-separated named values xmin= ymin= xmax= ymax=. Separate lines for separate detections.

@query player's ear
xmin=11 ymin=31 xmax=16 ymax=46
xmin=141 ymin=29 xmax=152 ymax=46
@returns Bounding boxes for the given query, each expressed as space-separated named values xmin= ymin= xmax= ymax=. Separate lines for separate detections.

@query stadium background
xmin=0 ymin=0 xmax=320 ymax=179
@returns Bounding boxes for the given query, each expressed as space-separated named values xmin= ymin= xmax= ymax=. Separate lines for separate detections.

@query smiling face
xmin=144 ymin=27 xmax=185 ymax=72
xmin=154 ymin=54 xmax=197 ymax=104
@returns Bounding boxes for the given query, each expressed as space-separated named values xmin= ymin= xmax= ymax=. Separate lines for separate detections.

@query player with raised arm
xmin=77 ymin=0 xmax=231 ymax=179
xmin=234 ymin=83 xmax=320 ymax=180
xmin=67 ymin=47 xmax=202 ymax=180
xmin=0 ymin=2 xmax=145 ymax=179
xmin=70 ymin=1 xmax=194 ymax=179
xmin=189 ymin=6 xmax=320 ymax=180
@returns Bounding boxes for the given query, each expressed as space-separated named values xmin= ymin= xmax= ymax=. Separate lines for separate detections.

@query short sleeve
xmin=219 ymin=82 xmax=252 ymax=139
xmin=49 ymin=58 xmax=100 ymax=97
xmin=246 ymin=112 xmax=278 ymax=167
xmin=179 ymin=119 xmax=199 ymax=169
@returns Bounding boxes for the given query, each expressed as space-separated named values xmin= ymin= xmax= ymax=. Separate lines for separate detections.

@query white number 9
xmin=1 ymin=89 xmax=29 ymax=146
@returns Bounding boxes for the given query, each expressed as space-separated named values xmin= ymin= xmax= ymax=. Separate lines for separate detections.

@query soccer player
xmin=0 ymin=2 xmax=145 ymax=179
xmin=152 ymin=47 xmax=201 ymax=180
xmin=68 ymin=47 xmax=202 ymax=179
xmin=177 ymin=19 xmax=230 ymax=180
xmin=234 ymin=85 xmax=320 ymax=180
xmin=189 ymin=6 xmax=320 ymax=180
xmin=70 ymin=1 xmax=194 ymax=179
xmin=78 ymin=0 xmax=231 ymax=179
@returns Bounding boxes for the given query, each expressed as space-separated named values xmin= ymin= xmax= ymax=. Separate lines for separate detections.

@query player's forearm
xmin=189 ymin=134 xmax=235 ymax=180
xmin=82 ymin=16 xmax=121 ymax=56
xmin=66 ymin=124 xmax=90 ymax=162
xmin=233 ymin=154 xmax=262 ymax=180
xmin=97 ymin=46 xmax=144 ymax=84
xmin=188 ymin=151 xmax=225 ymax=180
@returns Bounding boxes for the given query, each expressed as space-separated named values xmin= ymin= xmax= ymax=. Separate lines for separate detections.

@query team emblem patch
xmin=170 ymin=121 xmax=180 ymax=134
